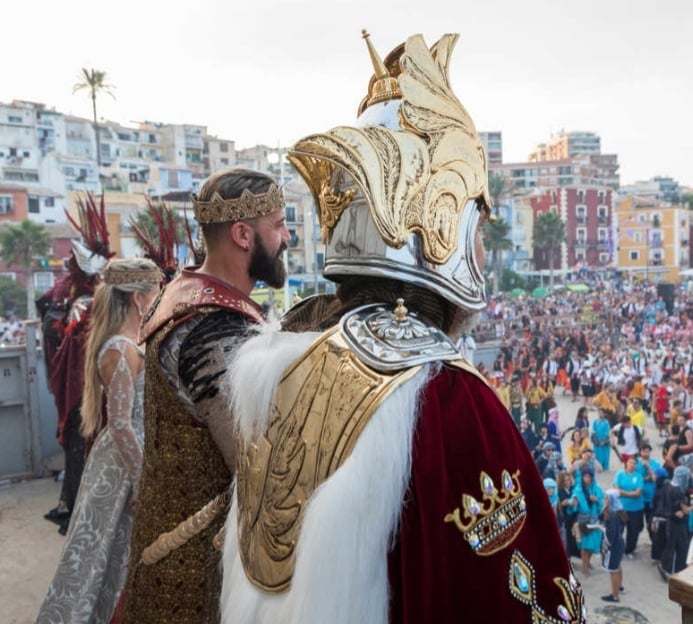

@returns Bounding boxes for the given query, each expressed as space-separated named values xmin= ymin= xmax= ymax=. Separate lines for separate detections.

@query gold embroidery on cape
xmin=444 ymin=470 xmax=527 ymax=556
xmin=236 ymin=326 xmax=421 ymax=592
xmin=508 ymin=550 xmax=586 ymax=623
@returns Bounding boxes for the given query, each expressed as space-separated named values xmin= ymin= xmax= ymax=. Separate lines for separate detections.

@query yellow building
xmin=616 ymin=196 xmax=690 ymax=282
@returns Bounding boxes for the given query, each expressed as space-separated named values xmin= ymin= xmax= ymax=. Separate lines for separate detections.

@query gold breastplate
xmin=236 ymin=326 xmax=421 ymax=591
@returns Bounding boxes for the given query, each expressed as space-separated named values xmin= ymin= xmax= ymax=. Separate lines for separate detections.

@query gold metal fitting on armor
xmin=192 ymin=185 xmax=285 ymax=224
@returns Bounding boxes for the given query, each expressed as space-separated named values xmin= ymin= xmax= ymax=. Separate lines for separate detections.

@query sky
xmin=4 ymin=0 xmax=692 ymax=186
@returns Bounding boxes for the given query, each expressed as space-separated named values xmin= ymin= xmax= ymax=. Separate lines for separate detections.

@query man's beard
xmin=248 ymin=233 xmax=287 ymax=289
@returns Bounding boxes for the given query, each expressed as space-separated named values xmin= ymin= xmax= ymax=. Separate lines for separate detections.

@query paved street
xmin=0 ymin=388 xmax=685 ymax=623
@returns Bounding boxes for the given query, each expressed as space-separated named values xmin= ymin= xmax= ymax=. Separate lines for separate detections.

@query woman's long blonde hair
xmin=81 ymin=258 xmax=159 ymax=437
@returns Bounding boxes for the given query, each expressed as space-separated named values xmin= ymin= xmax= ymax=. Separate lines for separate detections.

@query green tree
xmin=0 ymin=220 xmax=52 ymax=319
xmin=488 ymin=172 xmax=513 ymax=216
xmin=0 ymin=275 xmax=28 ymax=318
xmin=682 ymin=193 xmax=693 ymax=210
xmin=73 ymin=68 xmax=115 ymax=169
xmin=483 ymin=217 xmax=513 ymax=295
xmin=533 ymin=211 xmax=566 ymax=290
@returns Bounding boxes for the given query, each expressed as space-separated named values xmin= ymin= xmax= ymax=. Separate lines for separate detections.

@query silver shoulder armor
xmin=339 ymin=300 xmax=460 ymax=372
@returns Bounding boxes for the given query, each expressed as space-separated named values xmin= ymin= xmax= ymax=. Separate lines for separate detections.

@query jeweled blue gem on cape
xmin=513 ymin=563 xmax=529 ymax=593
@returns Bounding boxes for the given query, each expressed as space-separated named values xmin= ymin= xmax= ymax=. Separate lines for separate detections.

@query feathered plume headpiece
xmin=65 ymin=192 xmax=114 ymax=276
xmin=129 ymin=198 xmax=180 ymax=283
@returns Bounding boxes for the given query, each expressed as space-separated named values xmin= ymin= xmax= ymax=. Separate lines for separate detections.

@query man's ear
xmin=229 ymin=221 xmax=254 ymax=250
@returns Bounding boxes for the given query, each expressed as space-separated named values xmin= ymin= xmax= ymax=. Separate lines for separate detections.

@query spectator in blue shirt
xmin=636 ymin=441 xmax=661 ymax=544
xmin=614 ymin=456 xmax=645 ymax=557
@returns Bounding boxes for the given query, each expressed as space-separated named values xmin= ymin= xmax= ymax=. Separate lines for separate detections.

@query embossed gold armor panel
xmin=236 ymin=327 xmax=421 ymax=591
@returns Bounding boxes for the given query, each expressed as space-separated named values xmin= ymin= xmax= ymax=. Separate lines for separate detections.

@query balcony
xmin=576 ymin=216 xmax=586 ymax=225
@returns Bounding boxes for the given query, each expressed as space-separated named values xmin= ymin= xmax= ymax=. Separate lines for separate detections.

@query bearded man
xmin=123 ymin=168 xmax=290 ymax=623
xmin=219 ymin=32 xmax=585 ymax=624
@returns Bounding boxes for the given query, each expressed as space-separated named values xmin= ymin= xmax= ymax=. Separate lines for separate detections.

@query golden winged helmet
xmin=288 ymin=31 xmax=492 ymax=311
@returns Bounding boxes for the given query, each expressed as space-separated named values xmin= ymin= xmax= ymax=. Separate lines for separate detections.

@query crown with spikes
xmin=444 ymin=470 xmax=527 ymax=556
xmin=192 ymin=185 xmax=285 ymax=225
xmin=358 ymin=29 xmax=402 ymax=114
xmin=65 ymin=192 xmax=114 ymax=275
xmin=129 ymin=198 xmax=179 ymax=283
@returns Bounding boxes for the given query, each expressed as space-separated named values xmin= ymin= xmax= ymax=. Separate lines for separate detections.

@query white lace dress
xmin=36 ymin=335 xmax=144 ymax=624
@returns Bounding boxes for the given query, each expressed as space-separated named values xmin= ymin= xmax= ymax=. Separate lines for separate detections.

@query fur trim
xmin=220 ymin=362 xmax=433 ymax=624
xmin=220 ymin=323 xmax=319 ymax=440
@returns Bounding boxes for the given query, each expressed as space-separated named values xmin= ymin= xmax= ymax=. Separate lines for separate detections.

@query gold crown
xmin=444 ymin=470 xmax=527 ymax=556
xmin=103 ymin=267 xmax=162 ymax=285
xmin=359 ymin=29 xmax=402 ymax=113
xmin=192 ymin=185 xmax=285 ymax=224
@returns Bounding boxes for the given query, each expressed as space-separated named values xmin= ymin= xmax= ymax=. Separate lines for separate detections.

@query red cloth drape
xmin=388 ymin=365 xmax=582 ymax=623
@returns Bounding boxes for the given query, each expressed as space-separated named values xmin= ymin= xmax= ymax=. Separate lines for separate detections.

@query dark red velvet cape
xmin=388 ymin=365 xmax=584 ymax=623
xmin=48 ymin=309 xmax=90 ymax=446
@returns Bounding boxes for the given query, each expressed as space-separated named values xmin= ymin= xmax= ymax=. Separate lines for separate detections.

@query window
xmin=598 ymin=191 xmax=605 ymax=203
xmin=576 ymin=206 xmax=586 ymax=224
xmin=576 ymin=228 xmax=586 ymax=243
xmin=23 ymin=151 xmax=30 ymax=158
xmin=220 ymin=158 xmax=229 ymax=166
xmin=34 ymin=271 xmax=55 ymax=292
xmin=285 ymin=206 xmax=297 ymax=222
xmin=288 ymin=228 xmax=299 ymax=247
xmin=575 ymin=251 xmax=585 ymax=261
xmin=44 ymin=197 xmax=55 ymax=208
xmin=598 ymin=207 xmax=607 ymax=223
xmin=316 ymin=252 xmax=325 ymax=270
xmin=220 ymin=142 xmax=228 ymax=153
xmin=630 ymin=250 xmax=640 ymax=261
xmin=167 ymin=170 xmax=179 ymax=188
xmin=8 ymin=115 xmax=22 ymax=123
xmin=28 ymin=197 xmax=39 ymax=213
xmin=0 ymin=196 xmax=13 ymax=214
xmin=599 ymin=253 xmax=609 ymax=264
xmin=577 ymin=189 xmax=585 ymax=203
xmin=598 ymin=227 xmax=608 ymax=242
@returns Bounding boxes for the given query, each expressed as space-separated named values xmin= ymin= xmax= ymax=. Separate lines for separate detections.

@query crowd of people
xmin=472 ymin=281 xmax=693 ymax=605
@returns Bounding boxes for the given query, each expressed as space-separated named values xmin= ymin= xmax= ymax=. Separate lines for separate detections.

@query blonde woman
xmin=36 ymin=258 xmax=161 ymax=624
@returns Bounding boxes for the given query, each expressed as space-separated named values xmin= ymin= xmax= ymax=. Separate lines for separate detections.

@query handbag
xmin=577 ymin=512 xmax=598 ymax=535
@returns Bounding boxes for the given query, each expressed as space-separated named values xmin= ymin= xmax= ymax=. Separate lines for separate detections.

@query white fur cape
xmin=220 ymin=325 xmax=431 ymax=624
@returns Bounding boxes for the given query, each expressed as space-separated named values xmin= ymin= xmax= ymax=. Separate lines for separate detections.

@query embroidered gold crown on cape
xmin=444 ymin=470 xmax=527 ymax=556
xmin=192 ymin=185 xmax=285 ymax=224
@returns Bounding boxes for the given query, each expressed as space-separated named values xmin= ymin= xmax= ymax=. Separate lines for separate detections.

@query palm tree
xmin=0 ymin=220 xmax=52 ymax=319
xmin=482 ymin=217 xmax=513 ymax=294
xmin=533 ymin=211 xmax=566 ymax=290
xmin=488 ymin=172 xmax=513 ymax=216
xmin=73 ymin=68 xmax=115 ymax=169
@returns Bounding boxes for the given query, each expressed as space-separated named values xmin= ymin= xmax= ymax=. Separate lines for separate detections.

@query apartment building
xmin=491 ymin=154 xmax=620 ymax=192
xmin=528 ymin=186 xmax=614 ymax=272
xmin=479 ymin=131 xmax=503 ymax=165
xmin=616 ymin=195 xmax=690 ymax=282
xmin=529 ymin=130 xmax=602 ymax=161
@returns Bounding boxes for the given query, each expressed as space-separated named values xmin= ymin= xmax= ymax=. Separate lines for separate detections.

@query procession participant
xmin=36 ymin=258 xmax=161 ymax=624
xmin=41 ymin=193 xmax=113 ymax=535
xmin=611 ymin=415 xmax=643 ymax=465
xmin=220 ymin=31 xmax=585 ymax=624
xmin=123 ymin=168 xmax=290 ymax=623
